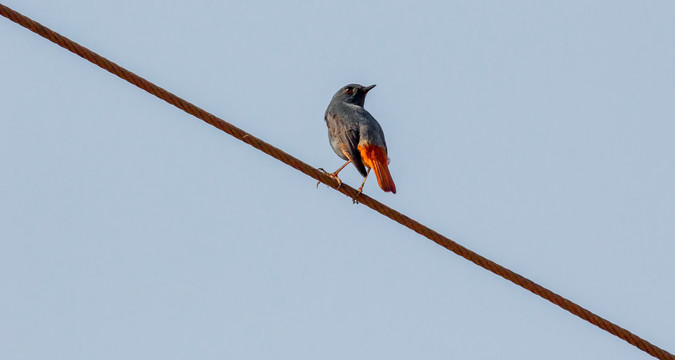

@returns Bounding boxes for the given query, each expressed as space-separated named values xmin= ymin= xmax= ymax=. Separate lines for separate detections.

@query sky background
xmin=1 ymin=1 xmax=674 ymax=359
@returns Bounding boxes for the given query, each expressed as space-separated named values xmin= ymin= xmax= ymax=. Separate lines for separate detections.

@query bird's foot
xmin=316 ymin=168 xmax=325 ymax=188
xmin=317 ymin=168 xmax=343 ymax=189
xmin=352 ymin=186 xmax=365 ymax=204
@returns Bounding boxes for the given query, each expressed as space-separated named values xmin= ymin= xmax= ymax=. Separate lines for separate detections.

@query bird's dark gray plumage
xmin=323 ymin=84 xmax=396 ymax=194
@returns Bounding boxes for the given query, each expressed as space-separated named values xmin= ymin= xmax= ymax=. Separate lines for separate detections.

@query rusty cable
xmin=1 ymin=4 xmax=672 ymax=359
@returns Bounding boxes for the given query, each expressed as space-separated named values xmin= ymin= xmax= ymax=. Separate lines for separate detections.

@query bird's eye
xmin=344 ymin=87 xmax=353 ymax=95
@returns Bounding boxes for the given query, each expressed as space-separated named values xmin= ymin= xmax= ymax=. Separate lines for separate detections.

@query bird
xmin=319 ymin=83 xmax=396 ymax=199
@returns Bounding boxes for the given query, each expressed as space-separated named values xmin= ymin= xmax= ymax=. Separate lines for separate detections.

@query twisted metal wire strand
xmin=1 ymin=3 xmax=672 ymax=360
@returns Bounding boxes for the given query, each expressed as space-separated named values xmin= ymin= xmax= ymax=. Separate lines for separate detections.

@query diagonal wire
xmin=1 ymin=3 xmax=672 ymax=360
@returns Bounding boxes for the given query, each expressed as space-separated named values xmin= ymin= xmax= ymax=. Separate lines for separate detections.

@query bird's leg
xmin=353 ymin=168 xmax=371 ymax=204
xmin=317 ymin=160 xmax=351 ymax=189
xmin=331 ymin=160 xmax=351 ymax=177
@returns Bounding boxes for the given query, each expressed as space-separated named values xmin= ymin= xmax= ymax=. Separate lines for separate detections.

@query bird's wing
xmin=326 ymin=112 xmax=368 ymax=177
xmin=354 ymin=106 xmax=388 ymax=152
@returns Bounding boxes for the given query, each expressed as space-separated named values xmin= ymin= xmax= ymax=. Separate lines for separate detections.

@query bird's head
xmin=332 ymin=84 xmax=376 ymax=107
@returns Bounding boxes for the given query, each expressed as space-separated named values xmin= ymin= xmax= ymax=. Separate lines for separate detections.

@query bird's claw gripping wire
xmin=316 ymin=168 xmax=343 ymax=189
xmin=352 ymin=187 xmax=365 ymax=204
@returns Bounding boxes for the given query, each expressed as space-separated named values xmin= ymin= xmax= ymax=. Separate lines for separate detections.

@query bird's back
xmin=327 ymin=101 xmax=387 ymax=150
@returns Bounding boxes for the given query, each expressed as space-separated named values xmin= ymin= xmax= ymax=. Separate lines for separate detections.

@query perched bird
xmin=320 ymin=83 xmax=396 ymax=197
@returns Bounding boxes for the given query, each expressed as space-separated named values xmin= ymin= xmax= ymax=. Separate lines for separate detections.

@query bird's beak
xmin=363 ymin=84 xmax=376 ymax=93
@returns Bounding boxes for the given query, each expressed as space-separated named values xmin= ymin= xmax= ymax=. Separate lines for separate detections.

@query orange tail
xmin=358 ymin=144 xmax=397 ymax=194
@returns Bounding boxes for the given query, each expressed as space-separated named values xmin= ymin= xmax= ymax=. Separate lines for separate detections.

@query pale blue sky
xmin=1 ymin=1 xmax=674 ymax=359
